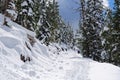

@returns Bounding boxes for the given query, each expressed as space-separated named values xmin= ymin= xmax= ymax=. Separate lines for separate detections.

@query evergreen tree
xmin=16 ymin=0 xmax=33 ymax=30
xmin=59 ymin=21 xmax=74 ymax=48
xmin=31 ymin=0 xmax=41 ymax=31
xmin=111 ymin=0 xmax=120 ymax=65
xmin=75 ymin=26 xmax=83 ymax=52
xmin=45 ymin=0 xmax=60 ymax=43
xmin=102 ymin=0 xmax=120 ymax=66
xmin=79 ymin=0 xmax=104 ymax=61
xmin=101 ymin=9 xmax=113 ymax=62
xmin=36 ymin=0 xmax=50 ymax=44
xmin=65 ymin=23 xmax=74 ymax=47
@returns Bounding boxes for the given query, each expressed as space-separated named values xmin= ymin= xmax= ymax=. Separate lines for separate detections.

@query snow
xmin=103 ymin=26 xmax=109 ymax=31
xmin=21 ymin=1 xmax=28 ymax=6
xmin=102 ymin=0 xmax=109 ymax=7
xmin=0 ymin=13 xmax=120 ymax=80
xmin=89 ymin=61 xmax=120 ymax=80
xmin=6 ymin=9 xmax=17 ymax=20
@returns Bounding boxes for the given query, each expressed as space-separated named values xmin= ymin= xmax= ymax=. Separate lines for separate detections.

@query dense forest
xmin=77 ymin=0 xmax=120 ymax=66
xmin=0 ymin=0 xmax=120 ymax=66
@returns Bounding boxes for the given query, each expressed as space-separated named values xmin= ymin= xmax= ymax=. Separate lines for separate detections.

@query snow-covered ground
xmin=0 ymin=14 xmax=120 ymax=80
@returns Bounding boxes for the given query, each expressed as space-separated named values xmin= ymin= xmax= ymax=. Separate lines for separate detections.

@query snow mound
xmin=0 ymin=14 xmax=120 ymax=80
xmin=89 ymin=61 xmax=120 ymax=80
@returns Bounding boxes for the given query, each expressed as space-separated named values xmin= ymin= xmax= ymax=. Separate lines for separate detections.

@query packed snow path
xmin=51 ymin=57 xmax=90 ymax=80
xmin=63 ymin=58 xmax=90 ymax=80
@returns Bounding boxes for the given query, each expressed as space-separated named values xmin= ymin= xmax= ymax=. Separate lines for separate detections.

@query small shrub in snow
xmin=20 ymin=54 xmax=31 ymax=62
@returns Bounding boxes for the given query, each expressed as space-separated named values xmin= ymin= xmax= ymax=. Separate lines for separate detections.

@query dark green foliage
xmin=45 ymin=0 xmax=60 ymax=43
xmin=15 ymin=0 xmax=33 ymax=30
xmin=79 ymin=0 xmax=104 ymax=61
xmin=36 ymin=0 xmax=50 ymax=44
xmin=60 ymin=22 xmax=74 ymax=47
xmin=109 ymin=0 xmax=120 ymax=65
xmin=101 ymin=0 xmax=120 ymax=66
xmin=0 ymin=0 xmax=4 ymax=13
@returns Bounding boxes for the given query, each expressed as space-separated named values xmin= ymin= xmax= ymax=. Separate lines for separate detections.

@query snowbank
xmin=89 ymin=61 xmax=120 ymax=80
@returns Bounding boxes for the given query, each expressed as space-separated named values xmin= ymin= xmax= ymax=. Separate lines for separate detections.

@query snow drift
xmin=0 ymin=14 xmax=120 ymax=80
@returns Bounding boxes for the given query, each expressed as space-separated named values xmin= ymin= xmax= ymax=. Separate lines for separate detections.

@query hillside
xmin=0 ymin=14 xmax=120 ymax=80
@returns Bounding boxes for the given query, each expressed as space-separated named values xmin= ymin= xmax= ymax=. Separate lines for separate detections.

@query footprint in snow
xmin=36 ymin=76 xmax=40 ymax=79
xmin=29 ymin=71 xmax=36 ymax=77
xmin=58 ymin=61 xmax=63 ymax=63
xmin=59 ymin=66 xmax=63 ymax=70
xmin=66 ymin=63 xmax=69 ymax=65
xmin=21 ymin=64 xmax=28 ymax=70
xmin=21 ymin=77 xmax=31 ymax=80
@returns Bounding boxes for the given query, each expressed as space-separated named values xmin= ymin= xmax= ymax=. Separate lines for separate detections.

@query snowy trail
xmin=70 ymin=59 xmax=90 ymax=80
xmin=54 ymin=57 xmax=90 ymax=80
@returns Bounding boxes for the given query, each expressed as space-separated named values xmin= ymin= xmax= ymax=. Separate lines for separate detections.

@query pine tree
xmin=102 ymin=0 xmax=120 ymax=66
xmin=45 ymin=0 xmax=60 ymax=43
xmin=36 ymin=0 xmax=62 ymax=45
xmin=79 ymin=0 xmax=104 ymax=61
xmin=15 ymin=0 xmax=44 ymax=39
xmin=110 ymin=0 xmax=120 ymax=65
xmin=31 ymin=0 xmax=41 ymax=31
xmin=59 ymin=21 xmax=74 ymax=48
xmin=65 ymin=23 xmax=74 ymax=47
xmin=36 ymin=0 xmax=49 ymax=44
xmin=101 ymin=9 xmax=113 ymax=62
xmin=75 ymin=26 xmax=83 ymax=52
xmin=15 ymin=0 xmax=34 ymax=30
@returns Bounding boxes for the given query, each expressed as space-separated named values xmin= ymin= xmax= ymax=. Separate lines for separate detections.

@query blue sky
xmin=58 ymin=0 xmax=114 ymax=31
xmin=58 ymin=0 xmax=79 ymax=30
xmin=109 ymin=0 xmax=114 ymax=9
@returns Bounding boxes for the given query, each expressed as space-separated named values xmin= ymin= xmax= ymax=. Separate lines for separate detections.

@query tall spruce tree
xmin=79 ymin=0 xmax=104 ymax=61
xmin=110 ymin=0 xmax=120 ymax=65
xmin=36 ymin=0 xmax=50 ymax=44
xmin=15 ymin=0 xmax=34 ymax=30
xmin=31 ymin=0 xmax=41 ymax=31
xmin=45 ymin=0 xmax=60 ymax=43
xmin=102 ymin=0 xmax=120 ymax=66
xmin=60 ymin=22 xmax=74 ymax=47
xmin=101 ymin=9 xmax=113 ymax=62
xmin=75 ymin=26 xmax=83 ymax=52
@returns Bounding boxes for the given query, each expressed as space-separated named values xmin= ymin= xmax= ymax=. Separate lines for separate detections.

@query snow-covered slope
xmin=0 ymin=14 xmax=120 ymax=80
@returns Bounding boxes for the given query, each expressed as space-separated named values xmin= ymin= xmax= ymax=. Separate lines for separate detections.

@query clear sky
xmin=58 ymin=0 xmax=79 ymax=31
xmin=58 ymin=0 xmax=114 ymax=31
